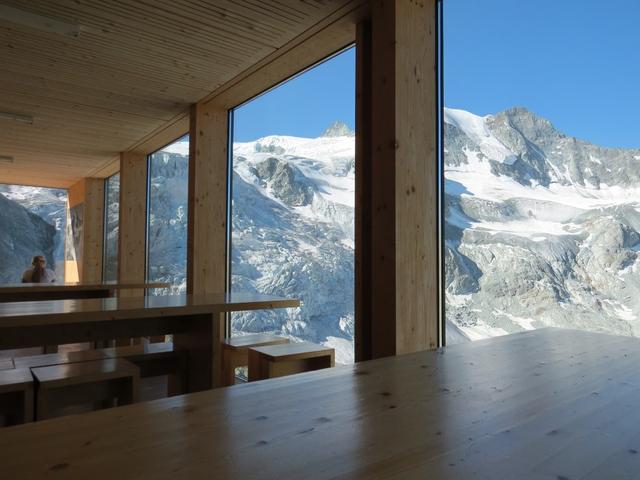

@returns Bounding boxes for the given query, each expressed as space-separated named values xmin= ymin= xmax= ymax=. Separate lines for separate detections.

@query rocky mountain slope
xmin=0 ymin=190 xmax=59 ymax=283
xmin=160 ymin=124 xmax=355 ymax=363
xmin=147 ymin=152 xmax=189 ymax=293
xmin=445 ymin=107 xmax=640 ymax=343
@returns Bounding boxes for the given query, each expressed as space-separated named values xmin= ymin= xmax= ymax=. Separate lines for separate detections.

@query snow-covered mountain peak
xmin=444 ymin=107 xmax=517 ymax=165
xmin=321 ymin=120 xmax=355 ymax=138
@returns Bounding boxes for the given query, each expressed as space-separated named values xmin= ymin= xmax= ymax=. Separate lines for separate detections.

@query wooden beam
xmin=187 ymin=102 xmax=229 ymax=387
xmin=358 ymin=0 xmax=439 ymax=358
xmin=66 ymin=178 xmax=105 ymax=283
xmin=81 ymin=178 xmax=105 ymax=283
xmin=187 ymin=103 xmax=228 ymax=295
xmin=118 ymin=151 xmax=147 ymax=297
xmin=355 ymin=20 xmax=372 ymax=362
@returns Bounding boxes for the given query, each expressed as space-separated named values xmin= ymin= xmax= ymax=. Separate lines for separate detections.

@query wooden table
xmin=1 ymin=328 xmax=638 ymax=479
xmin=0 ymin=293 xmax=298 ymax=391
xmin=0 ymin=282 xmax=170 ymax=302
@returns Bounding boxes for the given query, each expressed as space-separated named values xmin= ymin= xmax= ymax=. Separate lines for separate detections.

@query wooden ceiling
xmin=0 ymin=0 xmax=355 ymax=188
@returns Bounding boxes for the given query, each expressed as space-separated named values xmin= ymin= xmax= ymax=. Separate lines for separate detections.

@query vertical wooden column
xmin=356 ymin=0 xmax=439 ymax=359
xmin=185 ymin=101 xmax=229 ymax=387
xmin=118 ymin=151 xmax=147 ymax=296
xmin=187 ymin=102 xmax=228 ymax=295
xmin=66 ymin=178 xmax=104 ymax=283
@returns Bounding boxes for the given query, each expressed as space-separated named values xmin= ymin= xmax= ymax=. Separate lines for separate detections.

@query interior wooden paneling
xmin=117 ymin=151 xmax=147 ymax=297
xmin=0 ymin=0 xmax=357 ymax=188
xmin=81 ymin=178 xmax=105 ymax=283
xmin=187 ymin=103 xmax=228 ymax=296
xmin=364 ymin=0 xmax=439 ymax=358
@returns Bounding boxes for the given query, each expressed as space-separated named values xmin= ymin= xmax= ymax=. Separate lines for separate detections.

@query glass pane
xmin=103 ymin=173 xmax=120 ymax=282
xmin=444 ymin=1 xmax=640 ymax=343
xmin=147 ymin=135 xmax=189 ymax=294
xmin=231 ymin=48 xmax=356 ymax=365
xmin=0 ymin=184 xmax=67 ymax=283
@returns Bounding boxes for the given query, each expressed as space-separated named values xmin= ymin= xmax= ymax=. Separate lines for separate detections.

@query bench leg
xmin=221 ymin=349 xmax=247 ymax=387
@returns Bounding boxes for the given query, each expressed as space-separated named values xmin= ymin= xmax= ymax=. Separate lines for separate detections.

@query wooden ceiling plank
xmin=29 ymin=1 xmax=276 ymax=59
xmin=0 ymin=95 xmax=169 ymax=131
xmin=131 ymin=0 xmax=285 ymax=50
xmin=0 ymin=73 xmax=183 ymax=119
xmin=0 ymin=89 xmax=172 ymax=123
xmin=0 ymin=134 xmax=142 ymax=154
xmin=242 ymin=0 xmax=310 ymax=22
xmin=1 ymin=53 xmax=211 ymax=101
xmin=0 ymin=148 xmax=110 ymax=164
xmin=180 ymin=0 xmax=291 ymax=37
xmin=0 ymin=28 xmax=238 ymax=87
xmin=0 ymin=38 xmax=221 ymax=92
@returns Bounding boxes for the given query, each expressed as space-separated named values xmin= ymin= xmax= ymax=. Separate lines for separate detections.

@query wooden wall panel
xmin=66 ymin=177 xmax=104 ymax=283
xmin=82 ymin=178 xmax=105 ymax=283
xmin=359 ymin=0 xmax=439 ymax=359
xmin=118 ymin=151 xmax=147 ymax=296
xmin=394 ymin=0 xmax=439 ymax=354
xmin=187 ymin=103 xmax=228 ymax=295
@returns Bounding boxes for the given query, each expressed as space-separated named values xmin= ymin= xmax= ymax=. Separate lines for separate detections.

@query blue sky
xmin=445 ymin=0 xmax=640 ymax=148
xmin=233 ymin=47 xmax=355 ymax=142
xmin=233 ymin=1 xmax=640 ymax=148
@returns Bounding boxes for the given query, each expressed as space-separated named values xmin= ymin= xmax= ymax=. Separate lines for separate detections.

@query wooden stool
xmin=0 ymin=368 xmax=34 ymax=426
xmin=32 ymin=358 xmax=139 ymax=420
xmin=221 ymin=334 xmax=290 ymax=386
xmin=100 ymin=342 xmax=187 ymax=395
xmin=248 ymin=342 xmax=335 ymax=382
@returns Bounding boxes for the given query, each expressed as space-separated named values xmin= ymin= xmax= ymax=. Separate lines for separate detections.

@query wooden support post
xmin=356 ymin=0 xmax=439 ymax=360
xmin=118 ymin=151 xmax=147 ymax=297
xmin=187 ymin=102 xmax=229 ymax=387
xmin=66 ymin=178 xmax=105 ymax=283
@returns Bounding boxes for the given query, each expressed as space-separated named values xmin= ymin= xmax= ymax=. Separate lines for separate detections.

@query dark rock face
xmin=0 ymin=193 xmax=56 ymax=283
xmin=255 ymin=157 xmax=316 ymax=206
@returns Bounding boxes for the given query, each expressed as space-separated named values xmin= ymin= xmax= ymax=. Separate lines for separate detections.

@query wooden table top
xmin=0 ymin=293 xmax=300 ymax=328
xmin=1 ymin=328 xmax=637 ymax=479
xmin=0 ymin=281 xmax=170 ymax=294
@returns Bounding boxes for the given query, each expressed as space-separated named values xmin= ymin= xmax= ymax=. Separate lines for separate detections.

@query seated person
xmin=21 ymin=255 xmax=56 ymax=283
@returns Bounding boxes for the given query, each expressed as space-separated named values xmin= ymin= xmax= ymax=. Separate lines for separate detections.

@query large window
xmin=103 ymin=173 xmax=120 ymax=282
xmin=146 ymin=135 xmax=189 ymax=294
xmin=230 ymin=48 xmax=356 ymax=364
xmin=444 ymin=1 xmax=640 ymax=343
xmin=0 ymin=184 xmax=67 ymax=283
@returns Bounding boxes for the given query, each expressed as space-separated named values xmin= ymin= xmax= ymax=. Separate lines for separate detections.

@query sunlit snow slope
xmin=230 ymin=126 xmax=355 ymax=364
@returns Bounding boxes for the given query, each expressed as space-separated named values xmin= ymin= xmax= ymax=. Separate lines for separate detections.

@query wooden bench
xmin=14 ymin=349 xmax=107 ymax=369
xmin=221 ymin=334 xmax=289 ymax=386
xmin=32 ymin=358 xmax=139 ymax=420
xmin=0 ymin=368 xmax=34 ymax=426
xmin=100 ymin=342 xmax=187 ymax=395
xmin=248 ymin=342 xmax=335 ymax=382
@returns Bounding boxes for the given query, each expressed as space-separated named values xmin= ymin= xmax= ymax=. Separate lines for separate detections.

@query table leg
xmin=172 ymin=313 xmax=224 ymax=392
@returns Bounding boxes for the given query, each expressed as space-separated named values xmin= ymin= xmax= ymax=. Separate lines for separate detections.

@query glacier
xmin=445 ymin=107 xmax=640 ymax=344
